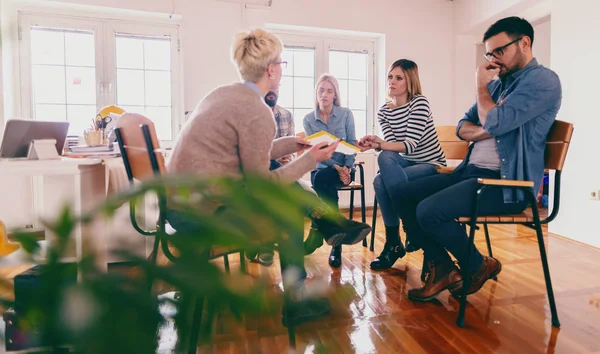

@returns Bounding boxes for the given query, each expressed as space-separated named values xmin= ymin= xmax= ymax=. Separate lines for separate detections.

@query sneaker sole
xmin=324 ymin=232 xmax=346 ymax=246
xmin=342 ymin=226 xmax=372 ymax=245
xmin=324 ymin=225 xmax=372 ymax=246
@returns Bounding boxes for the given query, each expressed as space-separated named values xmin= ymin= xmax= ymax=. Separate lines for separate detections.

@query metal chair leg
xmin=483 ymin=224 xmax=497 ymax=281
xmin=457 ymin=220 xmax=477 ymax=328
xmin=370 ymin=197 xmax=378 ymax=252
xmin=223 ymin=255 xmax=230 ymax=274
xmin=279 ymin=257 xmax=296 ymax=349
xmin=187 ymin=296 xmax=204 ymax=354
xmin=239 ymin=251 xmax=246 ymax=273
xmin=361 ymin=186 xmax=367 ymax=247
xmin=528 ymin=191 xmax=560 ymax=328
xmin=457 ymin=189 xmax=484 ymax=328
xmin=349 ymin=189 xmax=355 ymax=220
xmin=147 ymin=234 xmax=161 ymax=292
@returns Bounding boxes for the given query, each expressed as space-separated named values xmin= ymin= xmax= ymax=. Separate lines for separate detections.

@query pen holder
xmin=84 ymin=130 xmax=103 ymax=146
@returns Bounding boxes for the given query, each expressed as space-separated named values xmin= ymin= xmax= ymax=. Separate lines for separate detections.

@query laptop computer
xmin=0 ymin=120 xmax=70 ymax=159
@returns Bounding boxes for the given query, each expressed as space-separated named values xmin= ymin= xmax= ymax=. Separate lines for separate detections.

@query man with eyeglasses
xmin=390 ymin=16 xmax=562 ymax=302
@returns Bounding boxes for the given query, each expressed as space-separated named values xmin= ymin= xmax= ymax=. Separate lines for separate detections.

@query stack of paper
xmin=69 ymin=143 xmax=120 ymax=157
xmin=71 ymin=144 xmax=113 ymax=153
xmin=305 ymin=131 xmax=361 ymax=155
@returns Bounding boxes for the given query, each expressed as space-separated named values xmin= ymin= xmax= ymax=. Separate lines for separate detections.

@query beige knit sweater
xmin=167 ymin=82 xmax=316 ymax=183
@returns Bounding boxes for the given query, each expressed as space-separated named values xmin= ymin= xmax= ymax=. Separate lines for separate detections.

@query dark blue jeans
xmin=393 ymin=165 xmax=527 ymax=271
xmin=374 ymin=151 xmax=438 ymax=227
xmin=310 ymin=166 xmax=355 ymax=210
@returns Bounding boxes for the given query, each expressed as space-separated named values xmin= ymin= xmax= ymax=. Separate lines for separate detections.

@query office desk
xmin=0 ymin=158 xmax=107 ymax=274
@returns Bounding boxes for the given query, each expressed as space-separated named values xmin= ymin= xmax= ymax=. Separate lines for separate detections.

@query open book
xmin=305 ymin=131 xmax=361 ymax=155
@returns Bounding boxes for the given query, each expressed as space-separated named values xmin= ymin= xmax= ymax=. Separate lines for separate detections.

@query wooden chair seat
xmin=458 ymin=213 xmax=532 ymax=223
xmin=210 ymin=246 xmax=243 ymax=258
xmin=337 ymin=181 xmax=363 ymax=190
xmin=435 ymin=166 xmax=457 ymax=174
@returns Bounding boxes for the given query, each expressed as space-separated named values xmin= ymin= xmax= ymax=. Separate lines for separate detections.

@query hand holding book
xmin=305 ymin=131 xmax=361 ymax=155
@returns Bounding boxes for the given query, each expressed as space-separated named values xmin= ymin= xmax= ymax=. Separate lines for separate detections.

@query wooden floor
xmin=3 ymin=209 xmax=600 ymax=353
xmin=187 ymin=210 xmax=600 ymax=354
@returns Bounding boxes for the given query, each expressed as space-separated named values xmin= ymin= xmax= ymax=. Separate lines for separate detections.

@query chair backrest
xmin=435 ymin=125 xmax=469 ymax=160
xmin=545 ymin=120 xmax=574 ymax=171
xmin=115 ymin=113 xmax=166 ymax=182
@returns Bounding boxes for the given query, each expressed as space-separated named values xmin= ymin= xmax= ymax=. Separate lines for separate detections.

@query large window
xmin=329 ymin=50 xmax=369 ymax=138
xmin=279 ymin=46 xmax=316 ymax=132
xmin=30 ymin=26 xmax=97 ymax=137
xmin=276 ymin=34 xmax=375 ymax=139
xmin=19 ymin=14 xmax=182 ymax=142
xmin=115 ymin=34 xmax=173 ymax=140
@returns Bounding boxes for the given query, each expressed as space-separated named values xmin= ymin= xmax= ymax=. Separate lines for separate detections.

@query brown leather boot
xmin=451 ymin=256 xmax=502 ymax=297
xmin=408 ymin=261 xmax=463 ymax=302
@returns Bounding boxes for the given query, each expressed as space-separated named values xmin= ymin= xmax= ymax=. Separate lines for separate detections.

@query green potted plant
xmin=2 ymin=173 xmax=324 ymax=353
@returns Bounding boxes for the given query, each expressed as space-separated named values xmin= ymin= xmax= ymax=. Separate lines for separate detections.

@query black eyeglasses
xmin=272 ymin=61 xmax=288 ymax=69
xmin=483 ymin=37 xmax=522 ymax=61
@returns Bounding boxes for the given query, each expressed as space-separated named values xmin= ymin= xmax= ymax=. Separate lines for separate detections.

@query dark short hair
xmin=483 ymin=16 xmax=534 ymax=46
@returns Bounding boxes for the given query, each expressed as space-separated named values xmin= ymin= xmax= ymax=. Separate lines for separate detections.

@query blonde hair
xmin=314 ymin=74 xmax=341 ymax=109
xmin=387 ymin=59 xmax=422 ymax=101
xmin=231 ymin=28 xmax=283 ymax=82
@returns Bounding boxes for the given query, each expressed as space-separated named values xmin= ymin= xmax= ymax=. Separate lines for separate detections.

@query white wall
xmin=532 ymin=17 xmax=551 ymax=67
xmin=454 ymin=0 xmax=549 ymax=35
xmin=2 ymin=0 xmax=456 ymax=126
xmin=548 ymin=0 xmax=600 ymax=248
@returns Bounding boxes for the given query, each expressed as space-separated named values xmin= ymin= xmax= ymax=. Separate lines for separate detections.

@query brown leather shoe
xmin=408 ymin=261 xmax=463 ymax=302
xmin=452 ymin=256 xmax=502 ymax=297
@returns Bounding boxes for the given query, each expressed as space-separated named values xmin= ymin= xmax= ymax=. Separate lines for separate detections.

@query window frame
xmin=273 ymin=31 xmax=377 ymax=136
xmin=17 ymin=11 xmax=183 ymax=144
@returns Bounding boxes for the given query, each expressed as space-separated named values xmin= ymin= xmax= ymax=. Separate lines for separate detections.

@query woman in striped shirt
xmin=358 ymin=59 xmax=447 ymax=270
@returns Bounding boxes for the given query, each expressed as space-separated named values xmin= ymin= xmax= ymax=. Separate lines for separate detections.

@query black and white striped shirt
xmin=378 ymin=95 xmax=446 ymax=166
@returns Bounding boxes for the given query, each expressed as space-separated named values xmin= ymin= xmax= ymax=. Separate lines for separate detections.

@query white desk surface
xmin=0 ymin=157 xmax=104 ymax=176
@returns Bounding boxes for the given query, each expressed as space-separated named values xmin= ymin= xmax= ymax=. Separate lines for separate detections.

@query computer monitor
xmin=0 ymin=119 xmax=70 ymax=158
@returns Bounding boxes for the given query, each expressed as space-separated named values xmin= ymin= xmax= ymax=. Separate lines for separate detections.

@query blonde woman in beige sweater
xmin=166 ymin=28 xmax=370 ymax=326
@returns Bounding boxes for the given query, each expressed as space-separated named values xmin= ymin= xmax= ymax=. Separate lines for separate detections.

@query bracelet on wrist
xmin=375 ymin=142 xmax=382 ymax=152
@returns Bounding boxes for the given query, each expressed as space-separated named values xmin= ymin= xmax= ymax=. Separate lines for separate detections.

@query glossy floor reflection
xmin=178 ymin=210 xmax=600 ymax=354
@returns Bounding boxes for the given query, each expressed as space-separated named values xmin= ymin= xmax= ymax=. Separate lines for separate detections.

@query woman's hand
xmin=334 ymin=164 xmax=351 ymax=185
xmin=308 ymin=140 xmax=339 ymax=162
xmin=357 ymin=135 xmax=374 ymax=151
xmin=358 ymin=135 xmax=384 ymax=152
xmin=295 ymin=136 xmax=312 ymax=153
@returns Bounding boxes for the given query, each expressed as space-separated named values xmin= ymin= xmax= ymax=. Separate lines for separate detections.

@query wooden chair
xmin=116 ymin=113 xmax=302 ymax=352
xmin=369 ymin=126 xmax=469 ymax=251
xmin=455 ymin=120 xmax=573 ymax=329
xmin=337 ymin=161 xmax=368 ymax=248
xmin=114 ymin=113 xmax=247 ymax=270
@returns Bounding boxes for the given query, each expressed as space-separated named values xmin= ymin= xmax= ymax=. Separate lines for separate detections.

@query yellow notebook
xmin=305 ymin=131 xmax=361 ymax=155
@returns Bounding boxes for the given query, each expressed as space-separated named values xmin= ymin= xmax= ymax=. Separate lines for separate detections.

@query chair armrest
xmin=477 ymin=178 xmax=534 ymax=188
xmin=435 ymin=166 xmax=456 ymax=174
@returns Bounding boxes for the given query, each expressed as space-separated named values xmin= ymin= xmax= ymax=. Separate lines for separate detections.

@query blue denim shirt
xmin=303 ymin=106 xmax=357 ymax=169
xmin=456 ymin=59 xmax=562 ymax=203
